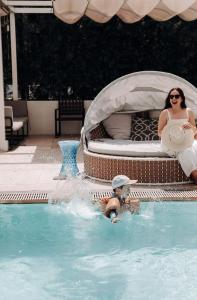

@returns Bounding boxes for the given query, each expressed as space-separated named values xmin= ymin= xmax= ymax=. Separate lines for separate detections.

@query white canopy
xmin=1 ymin=0 xmax=197 ymax=21
xmin=54 ymin=0 xmax=197 ymax=23
xmin=83 ymin=71 xmax=197 ymax=137
xmin=1 ymin=1 xmax=197 ymax=21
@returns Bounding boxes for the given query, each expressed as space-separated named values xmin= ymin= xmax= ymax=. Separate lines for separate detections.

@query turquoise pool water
xmin=0 ymin=202 xmax=197 ymax=300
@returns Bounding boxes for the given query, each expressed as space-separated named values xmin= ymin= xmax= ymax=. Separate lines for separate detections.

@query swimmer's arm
xmin=124 ymin=198 xmax=139 ymax=204
xmin=125 ymin=198 xmax=140 ymax=213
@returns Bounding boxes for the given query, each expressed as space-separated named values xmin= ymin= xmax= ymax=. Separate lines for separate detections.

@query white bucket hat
xmin=161 ymin=121 xmax=194 ymax=151
xmin=112 ymin=175 xmax=137 ymax=189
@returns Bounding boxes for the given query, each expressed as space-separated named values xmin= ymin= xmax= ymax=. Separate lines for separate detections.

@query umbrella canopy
xmin=54 ymin=0 xmax=197 ymax=24
xmin=83 ymin=71 xmax=197 ymax=137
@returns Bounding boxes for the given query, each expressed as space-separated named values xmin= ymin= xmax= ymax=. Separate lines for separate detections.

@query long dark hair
xmin=164 ymin=87 xmax=187 ymax=109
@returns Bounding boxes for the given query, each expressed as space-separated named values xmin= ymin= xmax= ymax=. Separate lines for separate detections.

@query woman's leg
xmin=190 ymin=170 xmax=197 ymax=184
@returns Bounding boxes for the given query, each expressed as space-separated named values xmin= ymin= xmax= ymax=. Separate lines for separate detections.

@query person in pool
xmin=100 ymin=175 xmax=140 ymax=223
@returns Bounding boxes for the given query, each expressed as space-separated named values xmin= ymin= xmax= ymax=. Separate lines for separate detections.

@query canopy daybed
xmin=82 ymin=71 xmax=197 ymax=184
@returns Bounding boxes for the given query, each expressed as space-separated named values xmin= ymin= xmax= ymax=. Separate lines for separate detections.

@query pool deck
xmin=0 ymin=136 xmax=197 ymax=203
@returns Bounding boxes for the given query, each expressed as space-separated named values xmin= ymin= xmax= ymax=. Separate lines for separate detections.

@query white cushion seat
xmin=88 ymin=138 xmax=168 ymax=157
xmin=12 ymin=121 xmax=24 ymax=131
xmin=4 ymin=105 xmax=27 ymax=148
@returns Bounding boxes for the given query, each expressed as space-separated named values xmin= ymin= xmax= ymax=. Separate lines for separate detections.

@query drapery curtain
xmin=53 ymin=0 xmax=197 ymax=24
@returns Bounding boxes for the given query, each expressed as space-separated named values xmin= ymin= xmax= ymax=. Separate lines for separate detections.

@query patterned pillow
xmin=149 ymin=119 xmax=159 ymax=140
xmin=130 ymin=117 xmax=159 ymax=141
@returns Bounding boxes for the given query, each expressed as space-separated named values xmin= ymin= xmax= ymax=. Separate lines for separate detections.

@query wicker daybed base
xmin=84 ymin=149 xmax=190 ymax=185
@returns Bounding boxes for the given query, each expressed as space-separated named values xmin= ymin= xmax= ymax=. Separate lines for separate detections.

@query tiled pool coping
xmin=0 ymin=192 xmax=48 ymax=203
xmin=1 ymin=190 xmax=197 ymax=204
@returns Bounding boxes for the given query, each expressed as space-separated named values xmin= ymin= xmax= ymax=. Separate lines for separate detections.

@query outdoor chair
xmin=4 ymin=100 xmax=29 ymax=136
xmin=55 ymin=99 xmax=85 ymax=137
xmin=4 ymin=106 xmax=25 ymax=147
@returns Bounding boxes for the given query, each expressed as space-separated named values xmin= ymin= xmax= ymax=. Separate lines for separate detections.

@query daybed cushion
xmin=13 ymin=121 xmax=24 ymax=131
xmin=88 ymin=139 xmax=168 ymax=157
xmin=102 ymin=113 xmax=131 ymax=139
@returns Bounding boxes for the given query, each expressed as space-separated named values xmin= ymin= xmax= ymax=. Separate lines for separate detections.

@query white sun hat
xmin=161 ymin=120 xmax=194 ymax=152
xmin=112 ymin=175 xmax=137 ymax=189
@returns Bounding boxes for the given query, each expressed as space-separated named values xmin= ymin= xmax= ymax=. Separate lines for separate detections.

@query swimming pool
xmin=0 ymin=202 xmax=197 ymax=300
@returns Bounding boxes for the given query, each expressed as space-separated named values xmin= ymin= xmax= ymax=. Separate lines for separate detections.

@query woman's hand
xmin=125 ymin=198 xmax=140 ymax=206
xmin=124 ymin=198 xmax=130 ymax=204
xmin=182 ymin=122 xmax=193 ymax=130
xmin=100 ymin=197 xmax=110 ymax=204
xmin=182 ymin=122 xmax=197 ymax=136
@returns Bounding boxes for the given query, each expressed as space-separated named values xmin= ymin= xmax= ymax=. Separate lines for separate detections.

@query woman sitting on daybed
xmin=158 ymin=87 xmax=197 ymax=184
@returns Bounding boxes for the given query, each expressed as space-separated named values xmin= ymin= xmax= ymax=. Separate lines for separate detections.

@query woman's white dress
xmin=161 ymin=109 xmax=197 ymax=177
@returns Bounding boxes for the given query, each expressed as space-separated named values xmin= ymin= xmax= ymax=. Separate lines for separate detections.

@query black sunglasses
xmin=169 ymin=94 xmax=181 ymax=99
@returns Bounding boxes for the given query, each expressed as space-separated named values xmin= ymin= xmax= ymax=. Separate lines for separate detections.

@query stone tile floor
xmin=0 ymin=136 xmax=196 ymax=201
xmin=0 ymin=135 xmax=111 ymax=193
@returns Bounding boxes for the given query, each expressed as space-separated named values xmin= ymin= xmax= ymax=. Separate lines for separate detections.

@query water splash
xmin=49 ymin=176 xmax=100 ymax=220
xmin=140 ymin=201 xmax=155 ymax=220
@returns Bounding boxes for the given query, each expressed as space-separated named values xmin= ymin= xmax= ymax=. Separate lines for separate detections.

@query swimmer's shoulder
xmin=100 ymin=196 xmax=114 ymax=204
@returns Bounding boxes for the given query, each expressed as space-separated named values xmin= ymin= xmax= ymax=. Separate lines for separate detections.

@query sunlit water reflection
xmin=1 ymin=200 xmax=197 ymax=300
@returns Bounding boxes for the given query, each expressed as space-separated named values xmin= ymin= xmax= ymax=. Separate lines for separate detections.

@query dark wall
xmin=2 ymin=14 xmax=197 ymax=100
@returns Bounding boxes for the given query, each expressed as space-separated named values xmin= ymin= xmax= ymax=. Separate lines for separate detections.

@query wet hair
xmin=164 ymin=87 xmax=187 ymax=109
xmin=113 ymin=186 xmax=123 ymax=192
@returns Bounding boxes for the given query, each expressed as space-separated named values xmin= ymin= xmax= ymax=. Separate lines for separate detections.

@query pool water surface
xmin=0 ymin=202 xmax=197 ymax=300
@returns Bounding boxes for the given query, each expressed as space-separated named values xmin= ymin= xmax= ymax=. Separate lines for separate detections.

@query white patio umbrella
xmin=53 ymin=0 xmax=197 ymax=23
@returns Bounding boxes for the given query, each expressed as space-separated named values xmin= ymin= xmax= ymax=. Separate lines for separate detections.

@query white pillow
xmin=149 ymin=110 xmax=161 ymax=119
xmin=102 ymin=113 xmax=131 ymax=139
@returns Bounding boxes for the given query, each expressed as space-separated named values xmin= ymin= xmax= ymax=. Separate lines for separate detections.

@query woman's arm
xmin=189 ymin=110 xmax=197 ymax=137
xmin=158 ymin=110 xmax=168 ymax=137
xmin=183 ymin=109 xmax=197 ymax=137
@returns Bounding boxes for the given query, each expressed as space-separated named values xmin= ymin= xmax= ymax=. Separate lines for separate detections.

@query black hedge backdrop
xmin=2 ymin=14 xmax=197 ymax=100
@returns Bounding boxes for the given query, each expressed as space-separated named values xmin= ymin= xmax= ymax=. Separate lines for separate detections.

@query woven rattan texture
xmin=84 ymin=152 xmax=189 ymax=184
